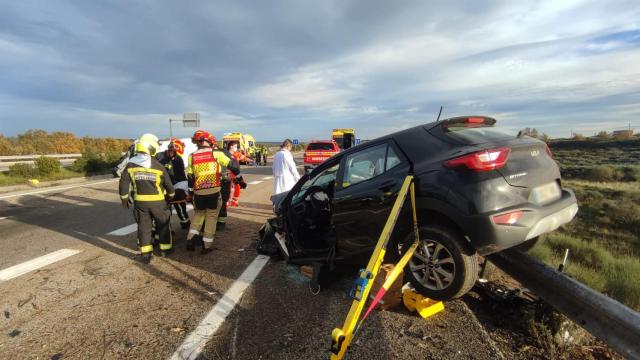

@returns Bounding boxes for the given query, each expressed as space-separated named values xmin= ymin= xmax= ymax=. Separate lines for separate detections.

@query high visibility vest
xmin=189 ymin=148 xmax=224 ymax=190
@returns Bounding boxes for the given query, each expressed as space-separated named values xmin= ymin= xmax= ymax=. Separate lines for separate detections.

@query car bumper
xmin=464 ymin=188 xmax=578 ymax=255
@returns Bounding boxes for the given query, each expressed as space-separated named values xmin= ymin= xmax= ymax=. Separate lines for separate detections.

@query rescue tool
xmin=330 ymin=176 xmax=423 ymax=359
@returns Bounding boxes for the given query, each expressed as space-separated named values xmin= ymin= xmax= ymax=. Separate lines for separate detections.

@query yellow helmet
xmin=135 ymin=133 xmax=160 ymax=155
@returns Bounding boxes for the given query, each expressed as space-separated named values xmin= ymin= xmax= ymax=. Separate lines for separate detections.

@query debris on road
xmin=8 ymin=330 xmax=21 ymax=338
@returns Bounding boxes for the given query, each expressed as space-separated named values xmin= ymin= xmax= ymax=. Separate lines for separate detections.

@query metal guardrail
xmin=489 ymin=249 xmax=640 ymax=360
xmin=0 ymin=154 xmax=82 ymax=161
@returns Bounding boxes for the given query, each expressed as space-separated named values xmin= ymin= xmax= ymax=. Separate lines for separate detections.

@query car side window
xmin=343 ymin=144 xmax=387 ymax=187
xmin=386 ymin=146 xmax=402 ymax=170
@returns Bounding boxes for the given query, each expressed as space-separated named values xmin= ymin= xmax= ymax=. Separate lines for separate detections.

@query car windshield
xmin=307 ymin=143 xmax=334 ymax=151
xmin=292 ymin=163 xmax=340 ymax=204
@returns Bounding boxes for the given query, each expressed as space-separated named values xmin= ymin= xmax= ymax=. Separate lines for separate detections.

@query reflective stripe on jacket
xmin=119 ymin=157 xmax=174 ymax=202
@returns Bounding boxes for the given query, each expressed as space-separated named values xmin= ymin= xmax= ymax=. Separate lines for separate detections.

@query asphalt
xmin=0 ymin=157 xmax=554 ymax=359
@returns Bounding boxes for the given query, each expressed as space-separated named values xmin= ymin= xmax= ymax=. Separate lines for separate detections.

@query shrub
xmin=35 ymin=156 xmax=61 ymax=175
xmin=8 ymin=163 xmax=38 ymax=178
xmin=595 ymin=131 xmax=611 ymax=140
xmin=586 ymin=165 xmax=621 ymax=182
xmin=72 ymin=151 xmax=123 ymax=174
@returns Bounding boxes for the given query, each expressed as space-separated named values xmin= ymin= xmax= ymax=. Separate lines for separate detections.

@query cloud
xmin=0 ymin=0 xmax=639 ymax=140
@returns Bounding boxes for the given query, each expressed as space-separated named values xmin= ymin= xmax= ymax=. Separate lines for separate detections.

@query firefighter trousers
xmin=187 ymin=192 xmax=221 ymax=249
xmin=173 ymin=202 xmax=189 ymax=224
xmin=217 ymin=179 xmax=231 ymax=225
xmin=134 ymin=202 xmax=172 ymax=254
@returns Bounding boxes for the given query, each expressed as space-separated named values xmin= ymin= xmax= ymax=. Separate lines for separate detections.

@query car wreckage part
xmin=330 ymin=176 xmax=425 ymax=360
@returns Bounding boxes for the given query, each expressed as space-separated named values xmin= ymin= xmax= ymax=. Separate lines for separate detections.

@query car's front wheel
xmin=402 ymin=225 xmax=478 ymax=300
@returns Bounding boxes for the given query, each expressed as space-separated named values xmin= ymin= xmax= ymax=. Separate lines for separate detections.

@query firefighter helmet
xmin=169 ymin=138 xmax=185 ymax=156
xmin=135 ymin=133 xmax=160 ymax=156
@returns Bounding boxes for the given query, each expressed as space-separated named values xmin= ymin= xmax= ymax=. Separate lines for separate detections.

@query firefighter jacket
xmin=156 ymin=151 xmax=187 ymax=185
xmin=187 ymin=147 xmax=239 ymax=194
xmin=213 ymin=148 xmax=239 ymax=182
xmin=119 ymin=154 xmax=175 ymax=203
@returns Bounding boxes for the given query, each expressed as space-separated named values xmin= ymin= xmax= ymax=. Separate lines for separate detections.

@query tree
xmin=0 ymin=135 xmax=14 ymax=155
xmin=50 ymin=132 xmax=83 ymax=153
xmin=595 ymin=131 xmax=611 ymax=140
xmin=520 ymin=127 xmax=540 ymax=139
xmin=541 ymin=133 xmax=551 ymax=143
xmin=572 ymin=133 xmax=586 ymax=140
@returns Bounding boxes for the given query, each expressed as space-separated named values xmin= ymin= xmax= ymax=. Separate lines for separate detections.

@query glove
xmin=236 ymin=176 xmax=248 ymax=189
xmin=121 ymin=198 xmax=130 ymax=208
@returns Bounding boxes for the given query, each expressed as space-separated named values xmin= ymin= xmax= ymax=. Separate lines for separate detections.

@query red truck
xmin=303 ymin=140 xmax=340 ymax=174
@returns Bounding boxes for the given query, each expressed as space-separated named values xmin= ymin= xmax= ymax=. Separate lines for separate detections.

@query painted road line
xmin=260 ymin=176 xmax=273 ymax=180
xmin=0 ymin=217 xmax=8 ymax=220
xmin=0 ymin=179 xmax=118 ymax=200
xmin=170 ymin=255 xmax=270 ymax=360
xmin=247 ymin=180 xmax=263 ymax=185
xmin=0 ymin=249 xmax=81 ymax=281
xmin=107 ymin=204 xmax=194 ymax=236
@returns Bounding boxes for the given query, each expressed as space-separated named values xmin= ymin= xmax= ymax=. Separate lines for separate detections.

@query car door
xmin=332 ymin=141 xmax=410 ymax=261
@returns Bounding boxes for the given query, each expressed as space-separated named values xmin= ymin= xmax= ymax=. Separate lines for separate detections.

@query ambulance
xmin=222 ymin=132 xmax=257 ymax=164
xmin=331 ymin=129 xmax=356 ymax=150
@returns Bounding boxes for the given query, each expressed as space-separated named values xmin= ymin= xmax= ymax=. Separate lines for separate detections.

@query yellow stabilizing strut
xmin=330 ymin=176 xmax=419 ymax=359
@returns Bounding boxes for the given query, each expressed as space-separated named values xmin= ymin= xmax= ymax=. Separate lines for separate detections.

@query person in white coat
xmin=273 ymin=139 xmax=301 ymax=194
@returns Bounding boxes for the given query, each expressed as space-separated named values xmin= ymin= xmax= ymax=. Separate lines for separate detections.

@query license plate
xmin=312 ymin=157 xmax=325 ymax=162
xmin=531 ymin=182 xmax=561 ymax=205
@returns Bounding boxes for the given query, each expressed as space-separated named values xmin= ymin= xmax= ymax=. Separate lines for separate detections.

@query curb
xmin=0 ymin=174 xmax=114 ymax=194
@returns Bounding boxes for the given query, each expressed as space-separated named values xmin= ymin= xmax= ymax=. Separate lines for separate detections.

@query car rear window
xmin=307 ymin=143 xmax=335 ymax=151
xmin=440 ymin=125 xmax=514 ymax=144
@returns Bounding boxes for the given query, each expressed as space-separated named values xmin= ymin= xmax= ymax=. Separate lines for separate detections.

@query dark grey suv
xmin=270 ymin=116 xmax=578 ymax=300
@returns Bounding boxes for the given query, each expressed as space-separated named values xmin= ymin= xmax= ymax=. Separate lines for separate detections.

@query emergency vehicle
xmin=303 ymin=140 xmax=341 ymax=174
xmin=222 ymin=132 xmax=257 ymax=164
xmin=331 ymin=129 xmax=356 ymax=150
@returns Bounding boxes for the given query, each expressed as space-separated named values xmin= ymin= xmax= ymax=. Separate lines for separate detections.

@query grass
xmin=527 ymin=139 xmax=640 ymax=311
xmin=0 ymin=168 xmax=93 ymax=187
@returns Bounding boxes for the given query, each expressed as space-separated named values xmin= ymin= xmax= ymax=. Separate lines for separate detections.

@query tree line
xmin=0 ymin=130 xmax=131 ymax=156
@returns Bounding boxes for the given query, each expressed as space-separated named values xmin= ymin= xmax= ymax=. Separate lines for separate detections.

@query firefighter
xmin=227 ymin=142 xmax=247 ymax=207
xmin=119 ymin=134 xmax=175 ymax=263
xmin=215 ymin=141 xmax=237 ymax=230
xmin=186 ymin=130 xmax=240 ymax=254
xmin=157 ymin=138 xmax=191 ymax=229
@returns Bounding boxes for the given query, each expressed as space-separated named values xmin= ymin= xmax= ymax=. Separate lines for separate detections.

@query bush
xmin=8 ymin=163 xmax=38 ymax=178
xmin=35 ymin=156 xmax=61 ymax=175
xmin=586 ymin=165 xmax=621 ymax=182
xmin=72 ymin=151 xmax=122 ymax=174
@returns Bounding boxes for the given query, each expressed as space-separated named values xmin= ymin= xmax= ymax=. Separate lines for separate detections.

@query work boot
xmin=216 ymin=222 xmax=226 ymax=231
xmin=161 ymin=248 xmax=174 ymax=257
xmin=181 ymin=220 xmax=191 ymax=229
xmin=140 ymin=253 xmax=152 ymax=264
xmin=201 ymin=247 xmax=213 ymax=255
xmin=186 ymin=240 xmax=195 ymax=251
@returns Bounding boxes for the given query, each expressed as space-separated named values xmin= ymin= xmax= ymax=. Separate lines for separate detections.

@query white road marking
xmin=74 ymin=231 xmax=138 ymax=255
xmin=0 ymin=249 xmax=81 ymax=281
xmin=260 ymin=176 xmax=273 ymax=180
xmin=170 ymin=255 xmax=270 ymax=360
xmin=0 ymin=179 xmax=118 ymax=200
xmin=0 ymin=217 xmax=7 ymax=220
xmin=247 ymin=180 xmax=262 ymax=185
xmin=107 ymin=204 xmax=194 ymax=236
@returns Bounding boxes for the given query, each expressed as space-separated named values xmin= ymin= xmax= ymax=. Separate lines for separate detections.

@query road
xmin=0 ymin=158 xmax=531 ymax=359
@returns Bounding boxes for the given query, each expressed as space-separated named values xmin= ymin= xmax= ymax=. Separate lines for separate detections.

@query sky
xmin=1 ymin=0 xmax=639 ymax=141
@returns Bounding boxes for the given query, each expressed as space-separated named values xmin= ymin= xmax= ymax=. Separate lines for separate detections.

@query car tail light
xmin=544 ymin=144 xmax=553 ymax=158
xmin=492 ymin=210 xmax=523 ymax=225
xmin=444 ymin=147 xmax=511 ymax=171
xmin=466 ymin=117 xmax=485 ymax=124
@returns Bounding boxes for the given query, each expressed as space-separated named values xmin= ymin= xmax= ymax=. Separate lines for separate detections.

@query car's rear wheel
xmin=402 ymin=225 xmax=478 ymax=300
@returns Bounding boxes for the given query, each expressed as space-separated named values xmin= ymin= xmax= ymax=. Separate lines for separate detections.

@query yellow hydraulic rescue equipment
xmin=330 ymin=175 xmax=442 ymax=359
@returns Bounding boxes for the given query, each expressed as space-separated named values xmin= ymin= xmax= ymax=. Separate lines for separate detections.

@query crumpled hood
xmin=270 ymin=191 xmax=290 ymax=214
